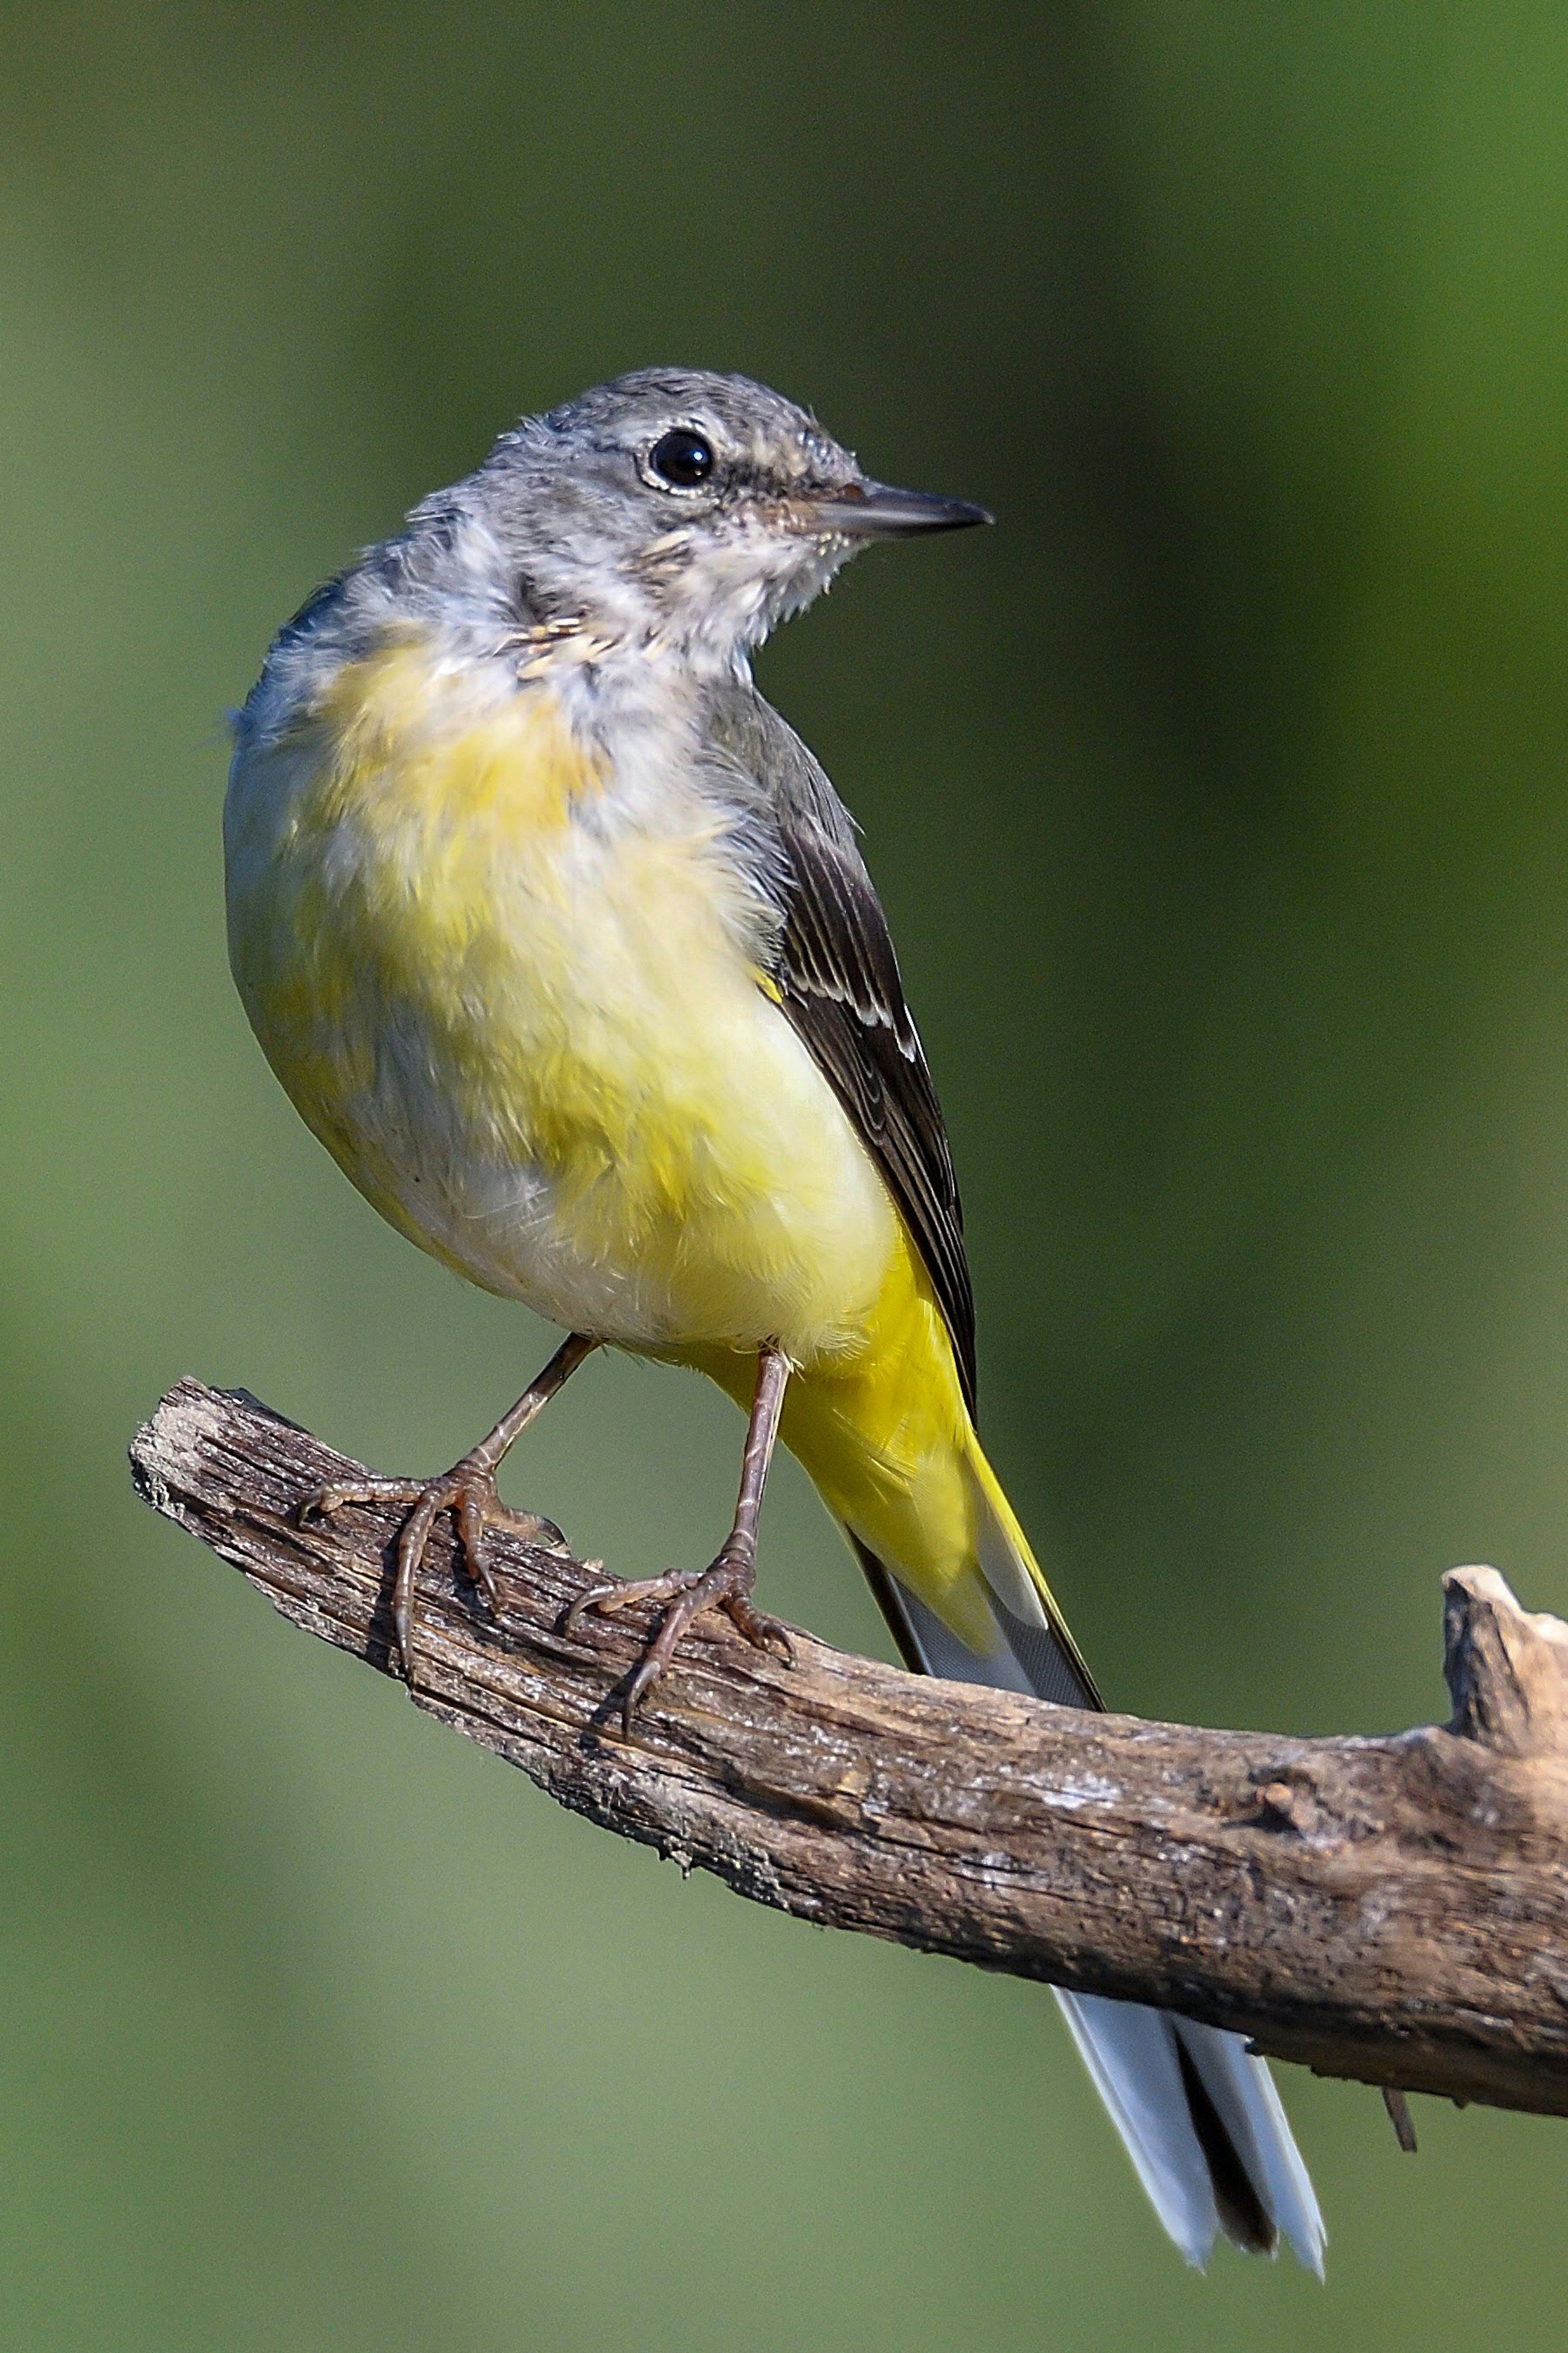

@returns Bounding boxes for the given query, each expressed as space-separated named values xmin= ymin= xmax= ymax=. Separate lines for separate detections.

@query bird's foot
xmin=298 ymin=1460 xmax=567 ymax=1679
xmin=562 ymin=1543 xmax=793 ymax=1730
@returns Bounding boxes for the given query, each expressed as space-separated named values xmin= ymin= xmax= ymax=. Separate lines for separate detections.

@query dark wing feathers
xmin=781 ymin=821 xmax=905 ymax=1026
xmin=701 ymin=684 xmax=978 ymax=1417
xmin=773 ymin=829 xmax=978 ymax=1416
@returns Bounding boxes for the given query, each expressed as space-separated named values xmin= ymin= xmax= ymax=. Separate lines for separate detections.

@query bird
xmin=225 ymin=367 xmax=1324 ymax=2274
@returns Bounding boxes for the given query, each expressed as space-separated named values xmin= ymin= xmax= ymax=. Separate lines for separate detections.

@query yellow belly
xmin=227 ymin=628 xmax=1072 ymax=1660
xmin=225 ymin=635 xmax=898 ymax=1364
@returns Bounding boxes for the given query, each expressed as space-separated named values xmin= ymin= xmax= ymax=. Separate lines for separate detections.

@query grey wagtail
xmin=225 ymin=368 xmax=1323 ymax=2271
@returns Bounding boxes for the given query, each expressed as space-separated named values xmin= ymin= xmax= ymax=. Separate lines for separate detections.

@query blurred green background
xmin=3 ymin=4 xmax=1567 ymax=2345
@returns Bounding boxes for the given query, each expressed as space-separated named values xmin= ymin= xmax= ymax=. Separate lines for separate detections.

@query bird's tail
xmin=844 ymin=1434 xmax=1325 ymax=2276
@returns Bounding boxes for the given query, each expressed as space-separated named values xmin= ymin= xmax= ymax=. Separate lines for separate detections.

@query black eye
xmin=648 ymin=428 xmax=715 ymax=489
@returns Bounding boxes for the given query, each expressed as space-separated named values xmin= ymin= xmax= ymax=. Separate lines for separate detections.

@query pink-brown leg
xmin=564 ymin=1346 xmax=794 ymax=1729
xmin=299 ymin=1332 xmax=599 ymax=1679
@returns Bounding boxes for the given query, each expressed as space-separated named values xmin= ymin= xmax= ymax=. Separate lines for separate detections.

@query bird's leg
xmin=298 ymin=1332 xmax=599 ymax=1678
xmin=564 ymin=1345 xmax=794 ymax=1729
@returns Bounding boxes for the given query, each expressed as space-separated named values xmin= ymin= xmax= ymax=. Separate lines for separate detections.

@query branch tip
xmin=1442 ymin=1566 xmax=1568 ymax=1758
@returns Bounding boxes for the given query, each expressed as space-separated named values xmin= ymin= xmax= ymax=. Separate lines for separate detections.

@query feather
xmin=700 ymin=681 xmax=976 ymax=1410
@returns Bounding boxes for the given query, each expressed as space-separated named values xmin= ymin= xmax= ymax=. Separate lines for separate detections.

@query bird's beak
xmin=804 ymin=480 xmax=993 ymax=538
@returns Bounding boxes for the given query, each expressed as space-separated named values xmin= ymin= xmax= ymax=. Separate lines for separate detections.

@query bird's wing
xmin=701 ymin=684 xmax=977 ymax=1414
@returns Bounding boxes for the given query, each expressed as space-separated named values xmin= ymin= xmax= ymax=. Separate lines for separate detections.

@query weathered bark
xmin=131 ymin=1378 xmax=1568 ymax=2119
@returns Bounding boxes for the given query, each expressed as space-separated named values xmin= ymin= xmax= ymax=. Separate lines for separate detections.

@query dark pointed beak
xmin=807 ymin=480 xmax=993 ymax=538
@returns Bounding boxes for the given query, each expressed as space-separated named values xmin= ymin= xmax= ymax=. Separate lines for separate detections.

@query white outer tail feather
xmin=1055 ymin=1992 xmax=1325 ymax=2274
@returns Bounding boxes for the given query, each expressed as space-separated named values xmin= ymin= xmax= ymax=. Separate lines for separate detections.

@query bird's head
xmin=458 ymin=368 xmax=990 ymax=676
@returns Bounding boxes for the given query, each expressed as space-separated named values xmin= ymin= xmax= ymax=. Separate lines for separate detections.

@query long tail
xmin=845 ymin=1440 xmax=1325 ymax=2276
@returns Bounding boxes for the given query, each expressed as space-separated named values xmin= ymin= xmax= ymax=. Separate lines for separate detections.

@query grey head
xmin=388 ymin=368 xmax=990 ymax=680
xmin=472 ymin=369 xmax=988 ymax=673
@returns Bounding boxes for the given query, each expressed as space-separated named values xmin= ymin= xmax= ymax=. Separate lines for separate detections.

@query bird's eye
xmin=648 ymin=428 xmax=715 ymax=489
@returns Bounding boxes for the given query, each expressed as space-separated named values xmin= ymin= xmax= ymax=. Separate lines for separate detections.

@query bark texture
xmin=131 ymin=1378 xmax=1568 ymax=2117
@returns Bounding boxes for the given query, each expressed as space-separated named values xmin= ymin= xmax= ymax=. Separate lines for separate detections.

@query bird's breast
xmin=225 ymin=631 xmax=896 ymax=1357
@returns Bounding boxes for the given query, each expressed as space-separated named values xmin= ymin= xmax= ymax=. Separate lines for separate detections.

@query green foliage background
xmin=3 ymin=6 xmax=1567 ymax=2345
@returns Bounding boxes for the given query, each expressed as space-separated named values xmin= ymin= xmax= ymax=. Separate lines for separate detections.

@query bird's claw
xmin=298 ymin=1464 xmax=567 ymax=1679
xmin=563 ymin=1547 xmax=793 ymax=1729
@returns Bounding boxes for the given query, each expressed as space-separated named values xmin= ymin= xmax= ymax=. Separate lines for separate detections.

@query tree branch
xmin=130 ymin=1379 xmax=1568 ymax=2119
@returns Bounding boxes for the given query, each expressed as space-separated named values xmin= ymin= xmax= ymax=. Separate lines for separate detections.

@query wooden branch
xmin=130 ymin=1379 xmax=1568 ymax=2119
